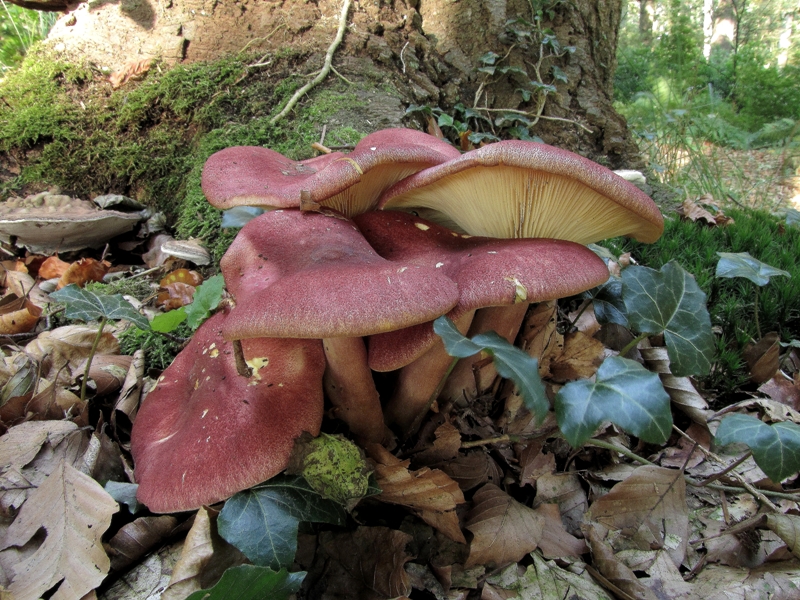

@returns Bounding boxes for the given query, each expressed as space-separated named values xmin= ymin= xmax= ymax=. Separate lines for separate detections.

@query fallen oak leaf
xmin=0 ymin=460 xmax=118 ymax=600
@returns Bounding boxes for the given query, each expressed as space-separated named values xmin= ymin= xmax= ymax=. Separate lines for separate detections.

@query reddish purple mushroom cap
xmin=379 ymin=140 xmax=664 ymax=244
xmin=220 ymin=209 xmax=460 ymax=341
xmin=202 ymin=128 xmax=460 ymax=217
xmin=355 ymin=211 xmax=610 ymax=371
xmin=131 ymin=310 xmax=326 ymax=513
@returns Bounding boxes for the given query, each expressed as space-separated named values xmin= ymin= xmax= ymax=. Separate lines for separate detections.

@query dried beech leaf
xmin=39 ymin=256 xmax=71 ymax=280
xmin=81 ymin=354 xmax=133 ymax=396
xmin=587 ymin=465 xmax=689 ymax=567
xmin=550 ymin=331 xmax=605 ymax=382
xmin=109 ymin=58 xmax=152 ymax=89
xmin=0 ymin=460 xmax=118 ymax=600
xmin=56 ymin=258 xmax=111 ymax=289
xmin=437 ymin=450 xmax=502 ymax=491
xmin=108 ymin=515 xmax=180 ymax=572
xmin=764 ymin=514 xmax=800 ymax=559
xmin=584 ymin=523 xmax=660 ymax=600
xmin=759 ymin=373 xmax=800 ymax=412
xmin=519 ymin=300 xmax=562 ymax=377
xmin=368 ymin=444 xmax=466 ymax=543
xmin=4 ymin=269 xmax=35 ymax=298
xmin=157 ymin=282 xmax=196 ymax=310
xmin=743 ymin=332 xmax=781 ymax=384
xmin=518 ymin=445 xmax=556 ymax=486
xmin=465 ymin=483 xmax=543 ymax=568
xmin=534 ymin=473 xmax=588 ymax=536
xmin=113 ymin=349 xmax=145 ymax=434
xmin=640 ymin=346 xmax=712 ymax=424
xmin=25 ymin=325 xmax=119 ymax=383
xmin=162 ymin=507 xmax=246 ymax=600
xmin=0 ymin=294 xmax=41 ymax=335
xmin=534 ymin=503 xmax=588 ymax=557
xmin=412 ymin=421 xmax=461 ymax=466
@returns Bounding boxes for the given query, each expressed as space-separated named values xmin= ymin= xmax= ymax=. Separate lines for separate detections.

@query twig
xmin=269 ymin=0 xmax=352 ymax=125
xmin=400 ymin=41 xmax=409 ymax=74
xmin=475 ymin=106 xmax=594 ymax=133
xmin=330 ymin=66 xmax=354 ymax=85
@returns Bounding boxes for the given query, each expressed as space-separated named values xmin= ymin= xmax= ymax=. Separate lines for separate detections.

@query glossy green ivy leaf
xmin=184 ymin=566 xmax=305 ymax=600
xmin=555 ymin=356 xmax=672 ymax=447
xmin=622 ymin=261 xmax=714 ymax=377
xmin=218 ymin=475 xmax=346 ymax=570
xmin=715 ymin=252 xmax=791 ymax=287
xmin=50 ymin=284 xmax=149 ymax=330
xmin=715 ymin=414 xmax=800 ymax=482
xmin=434 ymin=316 xmax=548 ymax=422
xmin=584 ymin=276 xmax=627 ymax=327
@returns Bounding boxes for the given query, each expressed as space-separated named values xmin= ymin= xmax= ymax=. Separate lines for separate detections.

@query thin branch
xmin=474 ymin=106 xmax=594 ymax=133
xmin=269 ymin=0 xmax=352 ymax=125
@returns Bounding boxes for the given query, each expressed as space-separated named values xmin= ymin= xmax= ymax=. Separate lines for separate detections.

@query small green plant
xmin=714 ymin=251 xmax=791 ymax=338
xmin=150 ymin=274 xmax=226 ymax=333
xmin=715 ymin=413 xmax=800 ymax=482
xmin=0 ymin=2 xmax=56 ymax=72
xmin=49 ymin=285 xmax=149 ymax=401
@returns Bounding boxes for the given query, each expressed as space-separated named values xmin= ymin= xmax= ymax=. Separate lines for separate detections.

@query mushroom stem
xmin=323 ymin=336 xmax=387 ymax=444
xmin=384 ymin=311 xmax=475 ymax=437
xmin=439 ymin=303 xmax=530 ymax=405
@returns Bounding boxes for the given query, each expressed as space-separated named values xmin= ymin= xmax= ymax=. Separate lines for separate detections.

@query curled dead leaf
xmin=57 ymin=258 xmax=111 ymax=289
xmin=0 ymin=294 xmax=42 ymax=335
xmin=109 ymin=59 xmax=152 ymax=89
xmin=39 ymin=256 xmax=71 ymax=280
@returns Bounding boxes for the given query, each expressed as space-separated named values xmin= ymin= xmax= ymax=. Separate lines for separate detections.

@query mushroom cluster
xmin=131 ymin=128 xmax=664 ymax=513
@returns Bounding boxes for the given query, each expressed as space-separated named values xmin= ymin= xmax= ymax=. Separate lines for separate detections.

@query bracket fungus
xmin=131 ymin=311 xmax=326 ymax=513
xmin=378 ymin=140 xmax=664 ymax=244
xmin=354 ymin=210 xmax=610 ymax=434
xmin=219 ymin=209 xmax=460 ymax=443
xmin=202 ymin=128 xmax=459 ymax=217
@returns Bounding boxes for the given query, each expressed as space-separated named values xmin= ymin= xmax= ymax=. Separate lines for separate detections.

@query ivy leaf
xmin=50 ymin=284 xmax=149 ymax=330
xmin=551 ymin=65 xmax=568 ymax=83
xmin=555 ymin=356 xmax=671 ymax=447
xmin=434 ymin=316 xmax=547 ymax=422
xmin=585 ymin=276 xmax=628 ymax=326
xmin=218 ymin=475 xmax=346 ymax=570
xmin=715 ymin=414 xmax=800 ymax=482
xmin=715 ymin=252 xmax=791 ymax=286
xmin=622 ymin=261 xmax=714 ymax=377
xmin=479 ymin=51 xmax=500 ymax=65
xmin=184 ymin=274 xmax=225 ymax=329
xmin=184 ymin=566 xmax=305 ymax=600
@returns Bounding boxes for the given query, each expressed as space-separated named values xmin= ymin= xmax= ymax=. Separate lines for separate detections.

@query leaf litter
xmin=0 ymin=198 xmax=798 ymax=599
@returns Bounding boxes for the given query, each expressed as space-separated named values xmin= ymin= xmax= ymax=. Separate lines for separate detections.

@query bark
xmin=39 ymin=0 xmax=641 ymax=166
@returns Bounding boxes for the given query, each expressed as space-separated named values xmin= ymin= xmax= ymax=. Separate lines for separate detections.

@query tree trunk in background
xmin=639 ymin=0 xmax=655 ymax=43
xmin=41 ymin=0 xmax=642 ymax=167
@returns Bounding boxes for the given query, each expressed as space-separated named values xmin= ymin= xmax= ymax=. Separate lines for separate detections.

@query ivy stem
xmin=618 ymin=332 xmax=650 ymax=358
xmin=81 ymin=317 xmax=107 ymax=403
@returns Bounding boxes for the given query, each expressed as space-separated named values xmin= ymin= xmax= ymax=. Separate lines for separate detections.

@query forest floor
xmin=1 ymin=140 xmax=800 ymax=600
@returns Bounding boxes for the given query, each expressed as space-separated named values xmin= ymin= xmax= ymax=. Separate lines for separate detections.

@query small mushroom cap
xmin=378 ymin=140 xmax=664 ymax=244
xmin=220 ymin=209 xmax=460 ymax=340
xmin=201 ymin=129 xmax=460 ymax=216
xmin=131 ymin=311 xmax=326 ymax=513
xmin=355 ymin=211 xmax=610 ymax=371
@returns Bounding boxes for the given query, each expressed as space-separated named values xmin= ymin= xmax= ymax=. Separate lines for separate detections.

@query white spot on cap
xmin=397 ymin=266 xmax=407 ymax=273
xmin=201 ymin=409 xmax=209 ymax=418
xmin=370 ymin=147 xmax=377 ymax=151
xmin=415 ymin=223 xmax=430 ymax=231
xmin=435 ymin=262 xmax=444 ymax=268
xmin=487 ymin=251 xmax=497 ymax=254
xmin=210 ymin=348 xmax=219 ymax=358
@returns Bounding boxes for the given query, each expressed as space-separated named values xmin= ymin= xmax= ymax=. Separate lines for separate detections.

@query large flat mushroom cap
xmin=378 ymin=140 xmax=664 ymax=244
xmin=355 ymin=211 xmax=610 ymax=371
xmin=131 ymin=311 xmax=325 ymax=513
xmin=201 ymin=129 xmax=460 ymax=216
xmin=221 ymin=209 xmax=460 ymax=340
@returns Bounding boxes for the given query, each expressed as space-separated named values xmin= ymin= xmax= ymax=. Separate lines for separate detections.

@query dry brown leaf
xmin=587 ymin=465 xmax=689 ymax=567
xmin=518 ymin=444 xmax=556 ymax=487
xmin=758 ymin=373 xmax=800 ymax=411
xmin=583 ymin=523 xmax=659 ymax=600
xmin=368 ymin=444 xmax=466 ymax=543
xmin=0 ymin=421 xmax=88 ymax=515
xmin=550 ymin=331 xmax=605 ymax=382
xmin=412 ymin=421 xmax=461 ymax=466
xmin=81 ymin=354 xmax=133 ymax=396
xmin=3 ymin=269 xmax=35 ymax=298
xmin=25 ymin=325 xmax=119 ymax=384
xmin=56 ymin=258 xmax=111 ymax=289
xmin=102 ymin=540 xmax=183 ymax=600
xmin=640 ymin=346 xmax=712 ymax=424
xmin=156 ymin=282 xmax=196 ymax=310
xmin=534 ymin=503 xmax=588 ymax=558
xmin=436 ymin=450 xmax=502 ymax=492
xmin=162 ymin=507 xmax=246 ymax=600
xmin=692 ymin=562 xmax=800 ymax=600
xmin=765 ymin=514 xmax=800 ymax=559
xmin=113 ymin=349 xmax=144 ymax=438
xmin=660 ymin=422 xmax=709 ymax=469
xmin=464 ymin=483 xmax=543 ymax=568
xmin=309 ymin=527 xmax=413 ymax=599
xmin=569 ymin=301 xmax=602 ymax=336
xmin=0 ymin=460 xmax=118 ymax=600
xmin=0 ymin=294 xmax=41 ymax=335
xmin=743 ymin=332 xmax=781 ymax=384
xmin=677 ymin=198 xmax=732 ymax=227
xmin=109 ymin=58 xmax=152 ymax=89
xmin=519 ymin=300 xmax=562 ymax=377
xmin=107 ymin=515 xmax=180 ymax=573
xmin=38 ymin=256 xmax=71 ymax=280
xmin=18 ymin=379 xmax=85 ymax=424
xmin=533 ymin=473 xmax=588 ymax=536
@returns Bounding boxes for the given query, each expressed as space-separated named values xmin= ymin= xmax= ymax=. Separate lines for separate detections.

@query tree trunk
xmin=41 ymin=0 xmax=641 ymax=167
